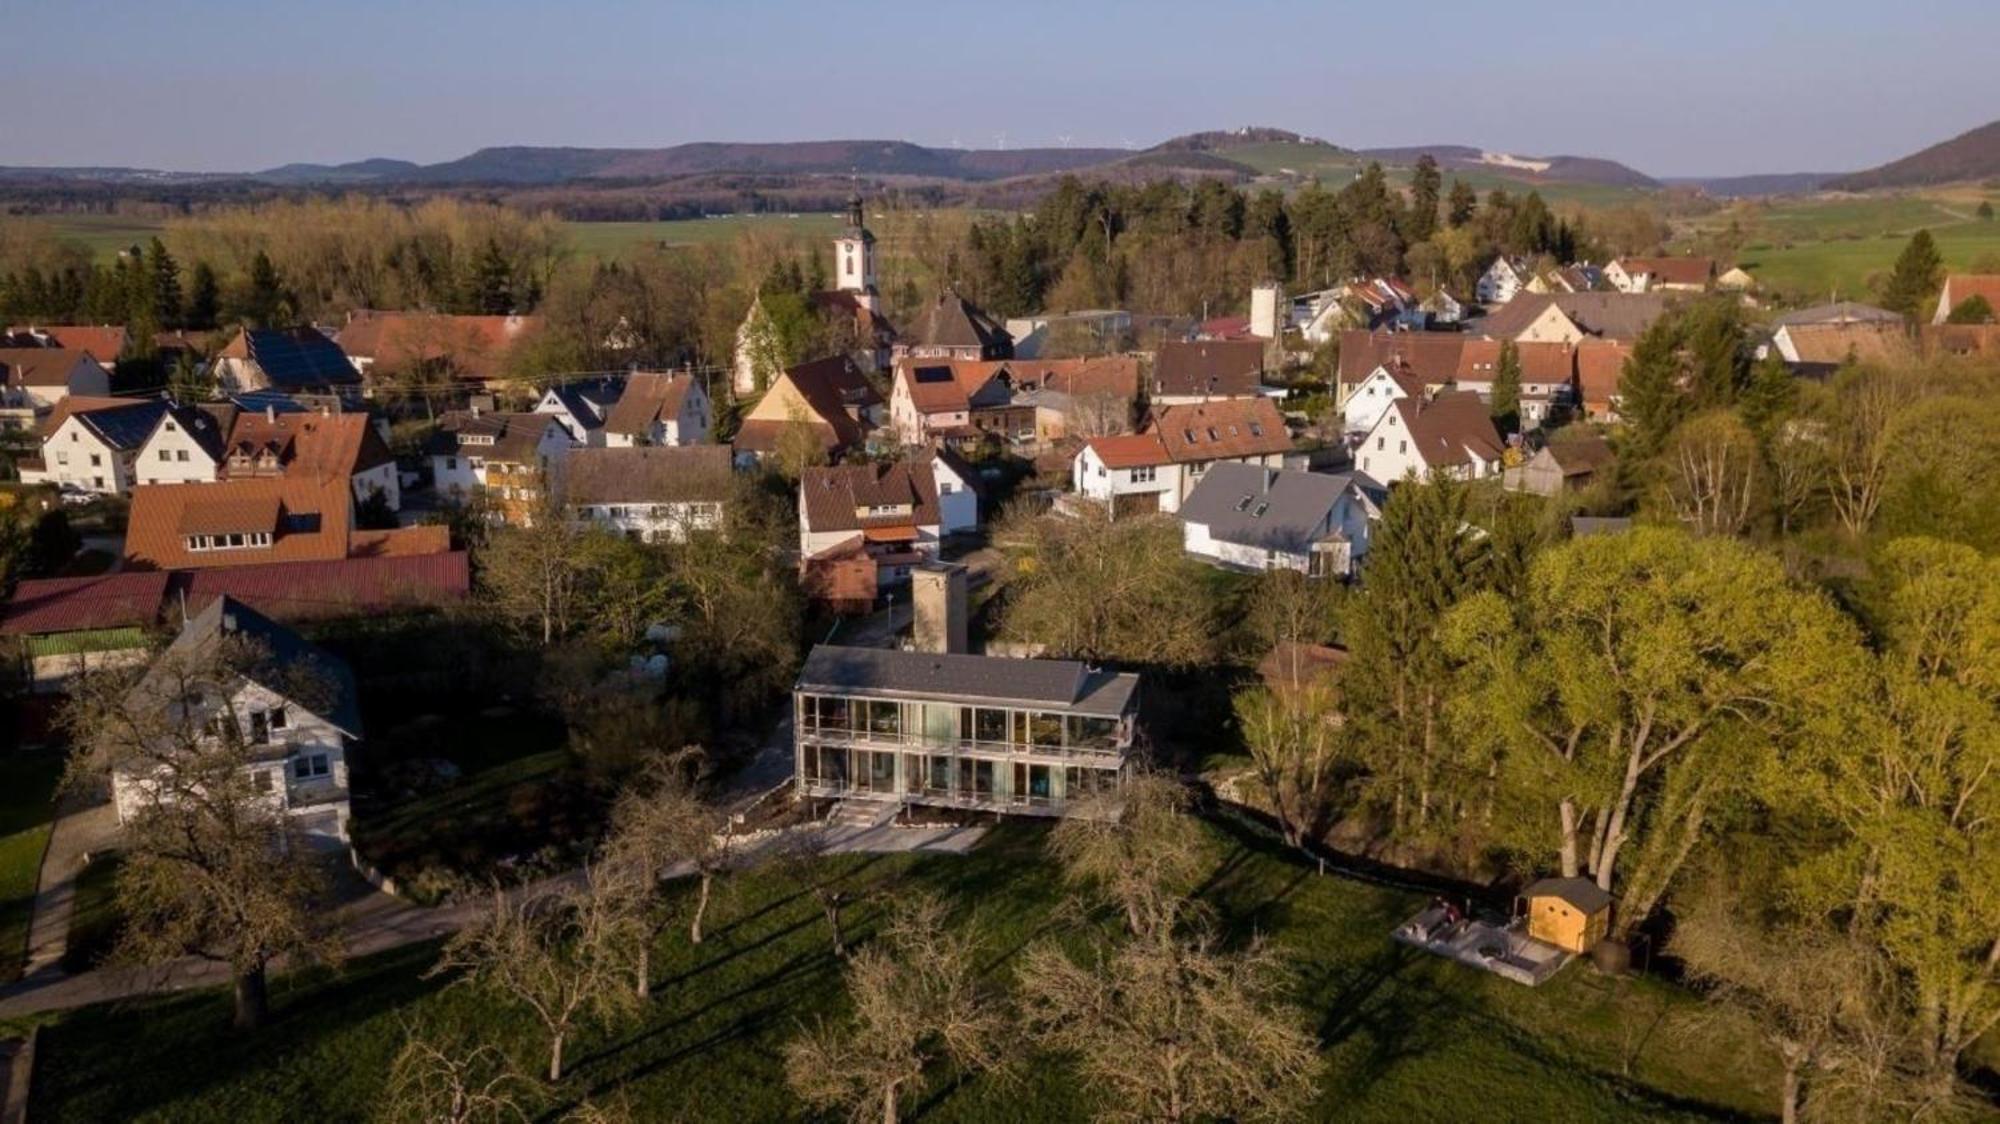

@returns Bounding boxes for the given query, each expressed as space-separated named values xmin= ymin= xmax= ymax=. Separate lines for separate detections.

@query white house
xmin=1341 ymin=365 xmax=1424 ymax=434
xmin=1072 ymin=434 xmax=1182 ymax=515
xmin=533 ymin=377 xmax=624 ymax=446
xmin=19 ymin=397 xmax=175 ymax=496
xmin=135 ymin=406 xmax=401 ymax=510
xmin=133 ymin=404 xmax=230 ymax=486
xmin=1355 ymin=392 xmax=1506 ymax=483
xmin=563 ymin=445 xmax=734 ymax=544
xmin=429 ymin=410 xmax=572 ymax=501
xmin=1179 ymin=463 xmax=1384 ymax=579
xmin=798 ymin=451 xmax=977 ymax=593
xmin=0 ymin=348 xmax=112 ymax=418
xmin=1072 ymin=397 xmax=1297 ymax=517
xmin=112 ymin=596 xmax=358 ymax=842
xmin=1475 ymin=257 xmax=1531 ymax=306
xmin=1605 ymin=257 xmax=1713 ymax=294
xmin=603 ymin=371 xmax=711 ymax=447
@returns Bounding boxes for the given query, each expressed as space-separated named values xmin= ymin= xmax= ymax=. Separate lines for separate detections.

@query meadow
xmin=21 ymin=816 xmax=1778 ymax=1123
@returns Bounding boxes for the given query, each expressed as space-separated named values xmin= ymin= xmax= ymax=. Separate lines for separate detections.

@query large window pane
xmin=867 ymin=701 xmax=900 ymax=738
xmin=870 ymin=751 xmax=896 ymax=791
xmin=1030 ymin=713 xmax=1063 ymax=750
xmin=1067 ymin=715 xmax=1120 ymax=749
xmin=973 ymin=708 xmax=1007 ymax=744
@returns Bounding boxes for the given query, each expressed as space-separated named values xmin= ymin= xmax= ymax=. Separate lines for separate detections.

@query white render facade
xmin=32 ymin=414 xmax=132 ymax=495
xmin=575 ymin=499 xmax=723 ymax=544
xmin=1071 ymin=443 xmax=1183 ymax=514
xmin=1341 ymin=367 xmax=1416 ymax=434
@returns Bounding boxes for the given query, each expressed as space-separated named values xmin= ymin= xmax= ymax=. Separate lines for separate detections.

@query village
xmin=2 ymin=128 xmax=2000 ymax=1121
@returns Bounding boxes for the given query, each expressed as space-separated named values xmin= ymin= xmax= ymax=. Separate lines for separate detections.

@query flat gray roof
xmin=796 ymin=645 xmax=1139 ymax=717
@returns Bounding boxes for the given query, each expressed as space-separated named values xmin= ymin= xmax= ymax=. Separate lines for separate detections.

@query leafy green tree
xmin=1617 ymin=313 xmax=1689 ymax=456
xmin=1339 ymin=477 xmax=1486 ymax=838
xmin=1682 ymin=297 xmax=1749 ymax=408
xmin=1881 ymin=230 xmax=1944 ymax=320
xmin=1446 ymin=179 xmax=1478 ymax=228
xmin=240 ymin=251 xmax=290 ymax=328
xmin=1491 ymin=340 xmax=1521 ymax=433
xmin=143 ymin=238 xmax=182 ymax=327
xmin=1977 ymin=200 xmax=1994 ymax=221
xmin=1405 ymin=155 xmax=1442 ymax=245
xmin=467 ymin=239 xmax=517 ymax=315
xmin=185 ymin=262 xmax=221 ymax=329
xmin=1443 ymin=528 xmax=1869 ymax=940
xmin=1737 ymin=351 xmax=1796 ymax=440
xmin=1944 ymin=294 xmax=1995 ymax=324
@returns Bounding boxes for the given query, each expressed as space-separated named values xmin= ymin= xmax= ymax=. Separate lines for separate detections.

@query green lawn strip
xmin=0 ymin=753 xmax=64 ymax=983
xmin=28 ymin=817 xmax=1771 ymax=1121
xmin=564 ymin=214 xmax=844 ymax=258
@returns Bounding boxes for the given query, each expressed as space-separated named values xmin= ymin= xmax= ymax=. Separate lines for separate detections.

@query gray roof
xmin=796 ymin=645 xmax=1139 ymax=717
xmin=1178 ymin=463 xmax=1381 ymax=554
xmin=1525 ymin=876 xmax=1612 ymax=914
xmin=134 ymin=594 xmax=362 ymax=739
xmin=1772 ymin=301 xmax=1900 ymax=327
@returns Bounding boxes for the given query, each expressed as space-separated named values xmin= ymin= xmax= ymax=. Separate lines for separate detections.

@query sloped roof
xmin=433 ymin=410 xmax=561 ymax=464
xmin=1772 ymin=301 xmax=1900 ymax=327
xmin=1153 ymin=340 xmax=1265 ymax=398
xmin=219 ymin=327 xmax=360 ymax=389
xmin=603 ymin=372 xmax=697 ymax=437
xmin=5 ymin=325 xmax=126 ymax=363
xmin=1454 ymin=340 xmax=1576 ymax=386
xmin=810 ymin=290 xmax=897 ymax=345
xmin=796 ymin=644 xmax=1138 ymax=717
xmin=125 ymin=477 xmax=356 ymax=571
xmin=1617 ymin=256 xmax=1714 ymax=287
xmin=898 ymin=357 xmax=1139 ymax=417
xmin=1389 ymin=392 xmax=1505 ymax=469
xmin=39 ymin=396 xmax=169 ymax=450
xmin=1180 ymin=463 xmax=1379 ymax=554
xmin=1148 ymin=398 xmax=1292 ymax=463
xmin=0 ymin=572 xmax=170 ymax=636
xmin=800 ymin=459 xmax=942 ymax=535
xmin=1478 ymin=293 xmax=1673 ymax=342
xmin=910 ymin=289 xmax=1010 ymax=352
xmin=563 ymin=445 xmax=734 ymax=506
xmin=1525 ymin=876 xmax=1612 ymax=914
xmin=177 ymin=551 xmax=469 ymax=622
xmin=1540 ymin=433 xmax=1617 ymax=475
xmin=1940 ymin=275 xmax=2000 ymax=317
xmin=1336 ymin=330 xmax=1465 ymax=385
xmin=1782 ymin=322 xmax=1909 ymax=367
xmin=1 ymin=348 xmax=99 ymax=388
xmin=336 ymin=310 xmax=541 ymax=380
xmin=1083 ymin=432 xmax=1171 ymax=469
xmin=1574 ymin=339 xmax=1631 ymax=409
xmin=224 ymin=411 xmax=392 ymax=478
xmin=139 ymin=595 xmax=361 ymax=737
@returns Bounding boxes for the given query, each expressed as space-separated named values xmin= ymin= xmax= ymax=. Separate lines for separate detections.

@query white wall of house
xmin=534 ymin=390 xmax=607 ymax=447
xmin=135 ymin=419 xmax=220 ymax=487
xmin=9 ymin=357 xmax=111 ymax=411
xmin=575 ymin=500 xmax=723 ymax=543
xmin=1072 ymin=444 xmax=1181 ymax=512
xmin=931 ymin=457 xmax=979 ymax=534
xmin=1342 ymin=367 xmax=1413 ymax=433
xmin=110 ymin=678 xmax=352 ymax=840
xmin=1512 ymin=305 xmax=1586 ymax=345
xmin=37 ymin=415 xmax=132 ymax=495
xmin=1355 ymin=409 xmax=1499 ymax=483
xmin=351 ymin=460 xmax=401 ymax=511
xmin=1476 ymin=259 xmax=1525 ymax=305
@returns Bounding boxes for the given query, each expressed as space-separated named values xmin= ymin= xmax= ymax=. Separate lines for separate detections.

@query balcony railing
xmin=795 ymin=721 xmax=1128 ymax=761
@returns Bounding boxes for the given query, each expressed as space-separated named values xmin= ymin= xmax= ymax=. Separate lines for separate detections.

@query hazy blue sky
xmin=4 ymin=0 xmax=1995 ymax=176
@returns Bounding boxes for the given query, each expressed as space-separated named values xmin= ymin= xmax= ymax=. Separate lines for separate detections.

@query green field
xmin=0 ymin=753 xmax=62 ymax=982
xmin=18 ymin=214 xmax=165 ymax=261
xmin=562 ymin=214 xmax=844 ymax=259
xmin=25 ymin=817 xmax=1777 ymax=1122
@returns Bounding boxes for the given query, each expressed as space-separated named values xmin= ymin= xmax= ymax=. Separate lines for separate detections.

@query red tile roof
xmin=1084 ymin=433 xmax=1171 ymax=469
xmin=603 ymin=372 xmax=697 ymax=438
xmin=0 ymin=348 xmax=99 ymax=389
xmin=0 ymin=572 xmax=170 ymax=635
xmin=1574 ymin=339 xmax=1632 ymax=413
xmin=800 ymin=459 xmax=943 ymax=534
xmin=1153 ymin=340 xmax=1265 ymax=398
xmin=4 ymin=325 xmax=126 ymax=364
xmin=1148 ymin=398 xmax=1292 ymax=463
xmin=178 ymin=551 xmax=470 ymax=622
xmin=1336 ymin=330 xmax=1465 ymax=386
xmin=1940 ymin=275 xmax=2000 ymax=318
xmin=337 ymin=311 xmax=541 ymax=381
xmin=1618 ymin=257 xmax=1714 ymax=287
xmin=1454 ymin=340 xmax=1576 ymax=386
xmin=1392 ymin=392 xmax=1505 ymax=469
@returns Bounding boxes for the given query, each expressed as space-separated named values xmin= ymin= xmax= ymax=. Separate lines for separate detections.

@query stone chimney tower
xmin=1249 ymin=280 xmax=1285 ymax=340
xmin=910 ymin=561 xmax=968 ymax=655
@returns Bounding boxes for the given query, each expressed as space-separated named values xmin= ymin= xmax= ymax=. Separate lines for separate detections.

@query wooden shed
xmin=1521 ymin=877 xmax=1612 ymax=955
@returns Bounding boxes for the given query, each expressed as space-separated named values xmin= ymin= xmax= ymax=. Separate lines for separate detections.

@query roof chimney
xmin=265 ymin=404 xmax=276 ymax=424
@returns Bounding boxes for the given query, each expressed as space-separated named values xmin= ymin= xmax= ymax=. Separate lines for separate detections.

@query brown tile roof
xmin=1083 ymin=432 xmax=1171 ymax=469
xmin=348 ymin=525 xmax=452 ymax=559
xmin=1783 ymin=323 xmax=1909 ymax=367
xmin=1454 ymin=340 xmax=1576 ymax=386
xmin=909 ymin=289 xmax=1009 ymax=352
xmin=1392 ymin=392 xmax=1505 ymax=469
xmin=603 ymin=372 xmax=697 ymax=438
xmin=898 ymin=357 xmax=1141 ymax=418
xmin=1148 ymin=398 xmax=1292 ymax=463
xmin=1574 ymin=339 xmax=1631 ymax=412
xmin=434 ymin=410 xmax=561 ymax=464
xmin=5 ymin=325 xmax=126 ymax=364
xmin=127 ymin=477 xmax=354 ymax=571
xmin=223 ymin=411 xmax=393 ymax=480
xmin=337 ymin=310 xmax=541 ymax=381
xmin=1 ymin=572 xmax=170 ymax=635
xmin=1940 ymin=275 xmax=2000 ymax=317
xmin=1336 ymin=330 xmax=1465 ymax=386
xmin=177 ymin=551 xmax=470 ymax=622
xmin=1618 ymin=257 xmax=1714 ymax=287
xmin=562 ymin=445 xmax=734 ymax=506
xmin=800 ymin=459 xmax=942 ymax=535
xmin=1542 ymin=433 xmax=1617 ymax=475
xmin=0 ymin=348 xmax=99 ymax=388
xmin=1153 ymin=340 xmax=1265 ymax=398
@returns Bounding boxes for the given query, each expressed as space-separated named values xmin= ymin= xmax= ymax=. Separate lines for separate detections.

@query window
xmin=158 ymin=449 xmax=171 ymax=462
xmin=176 ymin=450 xmax=188 ymax=462
xmin=164 ymin=421 xmax=177 ymax=432
xmin=56 ymin=452 xmax=68 ymax=466
xmin=1399 ymin=440 xmax=1407 ymax=454
xmin=1129 ymin=466 xmax=1155 ymax=483
xmin=269 ymin=705 xmax=288 ymax=731
xmin=1376 ymin=437 xmax=1384 ymax=451
xmin=445 ymin=457 xmax=458 ymax=471
xmin=249 ymin=709 xmax=270 ymax=745
xmin=89 ymin=454 xmax=101 ymax=467
xmin=292 ymin=753 xmax=330 ymax=780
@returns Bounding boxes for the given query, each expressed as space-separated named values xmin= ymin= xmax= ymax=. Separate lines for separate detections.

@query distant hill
xmin=396 ymin=141 xmax=1127 ymax=185
xmin=1661 ymin=172 xmax=1841 ymax=198
xmin=1355 ymin=144 xmax=1661 ymax=189
xmin=1827 ymin=119 xmax=2000 ymax=191
xmin=253 ymin=158 xmax=422 ymax=185
xmin=1149 ymin=127 xmax=1338 ymax=153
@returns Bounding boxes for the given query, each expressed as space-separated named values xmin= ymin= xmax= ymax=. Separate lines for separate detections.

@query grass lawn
xmin=1741 ymin=220 xmax=2000 ymax=302
xmin=27 ymin=817 xmax=1777 ymax=1122
xmin=0 ymin=753 xmax=64 ymax=983
xmin=564 ymin=214 xmax=844 ymax=259
xmin=17 ymin=214 xmax=167 ymax=262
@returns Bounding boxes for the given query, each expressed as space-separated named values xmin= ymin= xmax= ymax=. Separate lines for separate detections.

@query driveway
xmin=22 ymin=799 xmax=120 ymax=981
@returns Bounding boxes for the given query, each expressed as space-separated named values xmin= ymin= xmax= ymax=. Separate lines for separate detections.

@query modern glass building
xmin=793 ymin=645 xmax=1142 ymax=815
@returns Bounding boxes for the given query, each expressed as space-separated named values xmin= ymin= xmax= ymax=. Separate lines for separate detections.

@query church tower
xmin=834 ymin=193 xmax=878 ymax=311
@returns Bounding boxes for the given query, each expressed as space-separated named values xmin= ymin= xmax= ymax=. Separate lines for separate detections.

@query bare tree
xmin=60 ymin=630 xmax=343 ymax=1030
xmin=600 ymin=750 xmax=738 ymax=995
xmin=1018 ymin=926 xmax=1321 ymax=1124
xmin=477 ymin=487 xmax=611 ymax=648
xmin=1663 ymin=410 xmax=1760 ymax=536
xmin=430 ymin=876 xmax=639 ymax=1082
xmin=768 ymin=825 xmax=861 ymax=958
xmin=1232 ymin=682 xmax=1342 ymax=848
xmin=378 ymin=1025 xmax=535 ymax=1124
xmin=1823 ymin=363 xmax=1922 ymax=538
xmin=784 ymin=894 xmax=1009 ymax=1123
xmin=1048 ymin=771 xmax=1207 ymax=940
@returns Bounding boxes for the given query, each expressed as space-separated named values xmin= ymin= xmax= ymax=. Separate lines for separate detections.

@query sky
xmin=2 ymin=0 xmax=1996 ymax=177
